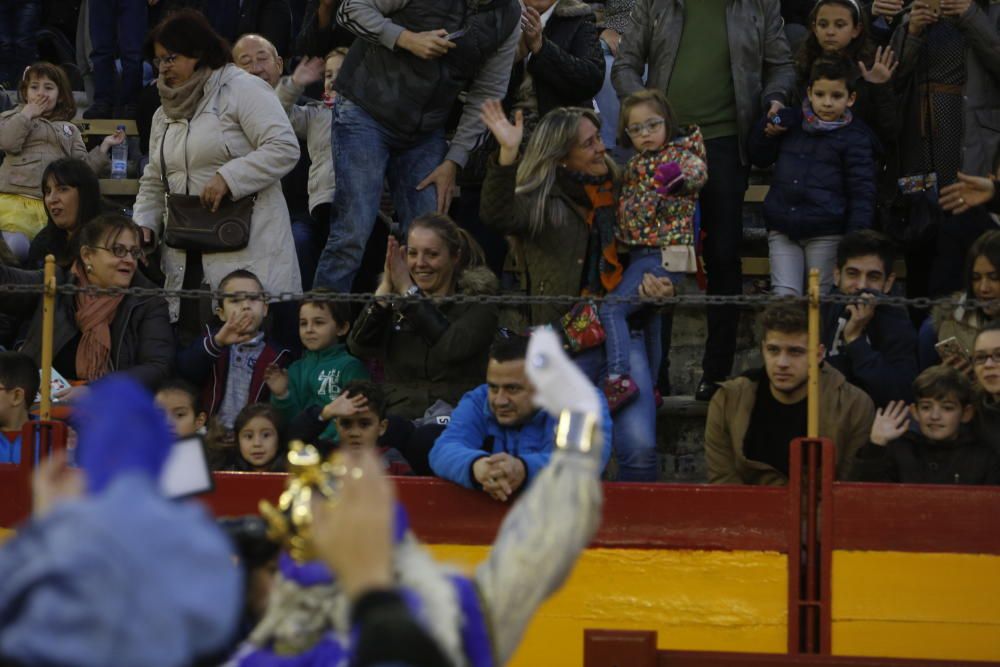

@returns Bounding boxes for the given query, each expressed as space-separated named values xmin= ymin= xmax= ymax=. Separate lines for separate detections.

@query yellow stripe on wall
xmin=832 ymin=551 xmax=1000 ymax=661
xmin=428 ymin=545 xmax=788 ymax=665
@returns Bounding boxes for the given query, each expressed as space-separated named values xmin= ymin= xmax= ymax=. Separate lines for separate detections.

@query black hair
xmin=42 ymin=158 xmax=103 ymax=228
xmin=489 ymin=331 xmax=530 ymax=362
xmin=966 ymin=230 xmax=1000 ymax=301
xmin=808 ymin=56 xmax=857 ymax=94
xmin=340 ymin=380 xmax=387 ymax=419
xmin=144 ymin=8 xmax=233 ymax=70
xmin=300 ymin=291 xmax=353 ymax=329
xmin=0 ymin=352 xmax=40 ymax=406
xmin=795 ymin=0 xmax=872 ymax=84
xmin=835 ymin=230 xmax=897 ymax=274
xmin=758 ymin=302 xmax=809 ymax=338
xmin=76 ymin=213 xmax=142 ymax=264
xmin=155 ymin=378 xmax=203 ymax=414
xmin=913 ymin=365 xmax=974 ymax=406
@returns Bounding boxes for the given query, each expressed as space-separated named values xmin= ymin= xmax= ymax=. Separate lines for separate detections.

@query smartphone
xmin=160 ymin=435 xmax=214 ymax=499
xmin=924 ymin=0 xmax=941 ymax=13
xmin=445 ymin=28 xmax=467 ymax=41
xmin=935 ymin=336 xmax=969 ymax=363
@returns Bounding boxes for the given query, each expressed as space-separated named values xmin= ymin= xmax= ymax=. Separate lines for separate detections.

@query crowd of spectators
xmin=0 ymin=0 xmax=999 ymax=492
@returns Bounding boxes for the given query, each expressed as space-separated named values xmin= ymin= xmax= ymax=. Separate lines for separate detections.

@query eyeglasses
xmin=624 ymin=118 xmax=666 ymax=137
xmin=972 ymin=349 xmax=1000 ymax=366
xmin=91 ymin=244 xmax=144 ymax=260
xmin=152 ymin=53 xmax=179 ymax=69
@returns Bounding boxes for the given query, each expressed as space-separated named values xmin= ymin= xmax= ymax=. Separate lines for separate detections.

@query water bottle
xmin=110 ymin=124 xmax=128 ymax=179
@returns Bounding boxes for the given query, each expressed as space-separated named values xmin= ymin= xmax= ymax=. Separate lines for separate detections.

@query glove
xmin=653 ymin=161 xmax=684 ymax=196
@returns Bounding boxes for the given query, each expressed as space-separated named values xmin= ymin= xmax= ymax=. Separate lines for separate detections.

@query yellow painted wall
xmin=832 ymin=551 xmax=1000 ymax=662
xmin=427 ymin=545 xmax=788 ymax=666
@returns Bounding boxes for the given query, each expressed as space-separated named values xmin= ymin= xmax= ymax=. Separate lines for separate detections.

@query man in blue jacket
xmin=821 ymin=230 xmax=917 ymax=407
xmin=430 ymin=334 xmax=612 ymax=500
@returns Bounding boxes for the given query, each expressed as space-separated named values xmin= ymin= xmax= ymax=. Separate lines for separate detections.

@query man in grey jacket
xmin=313 ymin=0 xmax=521 ymax=292
xmin=612 ymin=0 xmax=796 ymax=400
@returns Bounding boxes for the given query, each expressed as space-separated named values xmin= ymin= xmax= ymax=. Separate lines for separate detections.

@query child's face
xmin=0 ymin=383 xmax=27 ymax=429
xmin=625 ymin=102 xmax=668 ymax=153
xmin=217 ymin=277 xmax=268 ymax=336
xmin=155 ymin=389 xmax=206 ymax=439
xmin=807 ymin=77 xmax=856 ymax=122
xmin=335 ymin=407 xmax=387 ymax=451
xmin=299 ymin=303 xmax=348 ymax=352
xmin=324 ymin=54 xmax=344 ymax=95
xmin=239 ymin=415 xmax=280 ymax=469
xmin=25 ymin=75 xmax=58 ymax=113
xmin=910 ymin=394 xmax=973 ymax=442
xmin=813 ymin=3 xmax=861 ymax=54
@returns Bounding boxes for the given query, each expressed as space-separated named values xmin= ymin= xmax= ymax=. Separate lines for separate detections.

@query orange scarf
xmin=582 ymin=180 xmax=623 ymax=293
xmin=71 ymin=262 xmax=124 ymax=381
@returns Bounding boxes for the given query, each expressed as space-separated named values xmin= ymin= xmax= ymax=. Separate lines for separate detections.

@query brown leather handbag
xmin=159 ymin=133 xmax=255 ymax=253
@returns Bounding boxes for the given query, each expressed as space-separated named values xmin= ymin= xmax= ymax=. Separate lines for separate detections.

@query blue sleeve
xmin=598 ymin=394 xmax=613 ymax=472
xmin=175 ymin=328 xmax=222 ymax=386
xmin=842 ymin=307 xmax=918 ymax=406
xmin=843 ymin=128 xmax=877 ymax=232
xmin=428 ymin=387 xmax=490 ymax=489
xmin=748 ymin=114 xmax=781 ymax=169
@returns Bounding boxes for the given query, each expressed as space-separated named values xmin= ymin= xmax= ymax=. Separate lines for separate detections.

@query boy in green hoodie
xmin=265 ymin=299 xmax=369 ymax=444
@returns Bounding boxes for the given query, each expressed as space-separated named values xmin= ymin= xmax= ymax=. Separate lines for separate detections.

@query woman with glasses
xmin=132 ymin=9 xmax=300 ymax=343
xmin=479 ymin=100 xmax=674 ymax=482
xmin=0 ymin=214 xmax=174 ymax=395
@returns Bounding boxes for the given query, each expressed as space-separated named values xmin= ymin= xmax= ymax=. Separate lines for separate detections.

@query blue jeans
xmin=314 ymin=98 xmax=445 ymax=291
xmin=600 ymin=247 xmax=678 ymax=378
xmin=292 ymin=204 xmax=330 ymax=291
xmin=89 ymin=0 xmax=146 ymax=106
xmin=0 ymin=0 xmax=38 ymax=88
xmin=575 ymin=335 xmax=659 ymax=481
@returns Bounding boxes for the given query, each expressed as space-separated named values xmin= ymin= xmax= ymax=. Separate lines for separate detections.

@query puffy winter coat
xmin=749 ymin=107 xmax=878 ymax=240
xmin=275 ymin=76 xmax=333 ymax=215
xmin=502 ymin=0 xmax=604 ymax=115
xmin=348 ymin=266 xmax=500 ymax=420
xmin=133 ymin=65 xmax=301 ymax=321
xmin=0 ymin=108 xmax=109 ymax=197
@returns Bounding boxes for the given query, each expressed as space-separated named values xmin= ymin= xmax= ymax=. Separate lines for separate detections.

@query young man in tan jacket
xmin=705 ymin=302 xmax=875 ymax=485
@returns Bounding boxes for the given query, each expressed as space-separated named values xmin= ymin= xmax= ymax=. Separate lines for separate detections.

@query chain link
xmin=0 ymin=281 xmax=980 ymax=310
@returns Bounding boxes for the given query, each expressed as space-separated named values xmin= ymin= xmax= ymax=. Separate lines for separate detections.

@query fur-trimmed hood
xmin=553 ymin=0 xmax=593 ymax=18
xmin=457 ymin=265 xmax=499 ymax=296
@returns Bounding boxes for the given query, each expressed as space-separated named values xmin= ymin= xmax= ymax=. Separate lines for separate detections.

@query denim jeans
xmin=767 ymin=231 xmax=841 ymax=296
xmin=89 ymin=0 xmax=146 ymax=106
xmin=314 ymin=98 xmax=445 ymax=292
xmin=0 ymin=0 xmax=39 ymax=89
xmin=292 ymin=204 xmax=330 ymax=291
xmin=699 ymin=136 xmax=750 ymax=381
xmin=575 ymin=334 xmax=659 ymax=481
xmin=600 ymin=247 xmax=679 ymax=378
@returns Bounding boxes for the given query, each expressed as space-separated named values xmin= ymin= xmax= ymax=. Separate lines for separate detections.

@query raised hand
xmin=264 ymin=364 xmax=290 ymax=399
xmin=859 ymin=46 xmax=899 ymax=85
xmin=214 ymin=310 xmax=257 ymax=347
xmin=480 ymin=99 xmax=523 ymax=166
xmin=320 ymin=390 xmax=369 ymax=422
xmin=21 ymin=101 xmax=46 ymax=119
xmin=940 ymin=172 xmax=995 ymax=214
xmin=521 ymin=7 xmax=544 ymax=54
xmin=871 ymin=0 xmax=904 ymax=18
xmin=292 ymin=56 xmax=326 ymax=88
xmin=525 ymin=328 xmax=601 ymax=417
xmin=869 ymin=400 xmax=910 ymax=446
xmin=940 ymin=0 xmax=972 ymax=17
xmin=909 ymin=0 xmax=940 ymax=35
xmin=386 ymin=235 xmax=413 ymax=294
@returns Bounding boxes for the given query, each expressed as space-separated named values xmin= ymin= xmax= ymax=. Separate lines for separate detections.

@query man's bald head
xmin=233 ymin=34 xmax=283 ymax=87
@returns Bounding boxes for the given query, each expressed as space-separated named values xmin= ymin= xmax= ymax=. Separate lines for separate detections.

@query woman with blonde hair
xmin=479 ymin=100 xmax=671 ymax=482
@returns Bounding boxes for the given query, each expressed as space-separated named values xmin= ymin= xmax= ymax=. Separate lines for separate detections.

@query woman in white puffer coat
xmin=133 ymin=9 xmax=301 ymax=329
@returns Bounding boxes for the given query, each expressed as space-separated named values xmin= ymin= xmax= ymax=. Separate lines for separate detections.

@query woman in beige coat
xmin=132 ymin=10 xmax=301 ymax=334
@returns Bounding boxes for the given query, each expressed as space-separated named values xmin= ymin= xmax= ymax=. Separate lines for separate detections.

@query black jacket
xmin=851 ymin=429 xmax=1000 ymax=485
xmin=502 ymin=0 xmax=604 ymax=116
xmin=296 ymin=0 xmax=356 ymax=56
xmin=0 ymin=265 xmax=174 ymax=389
xmin=820 ymin=286 xmax=918 ymax=407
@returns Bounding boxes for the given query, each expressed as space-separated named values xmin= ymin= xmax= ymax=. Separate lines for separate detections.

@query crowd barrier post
xmin=807 ymin=268 xmax=820 ymax=438
xmin=39 ymin=254 xmax=56 ymax=422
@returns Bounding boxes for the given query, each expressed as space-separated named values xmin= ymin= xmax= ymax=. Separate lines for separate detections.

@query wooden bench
xmin=73 ymin=118 xmax=139 ymax=136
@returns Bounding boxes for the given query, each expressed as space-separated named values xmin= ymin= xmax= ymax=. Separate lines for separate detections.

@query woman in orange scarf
xmin=479 ymin=100 xmax=673 ymax=482
xmin=0 ymin=214 xmax=174 ymax=400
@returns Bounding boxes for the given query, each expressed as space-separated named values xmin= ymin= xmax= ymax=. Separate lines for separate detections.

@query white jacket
xmin=275 ymin=76 xmax=334 ymax=215
xmin=133 ymin=65 xmax=302 ymax=320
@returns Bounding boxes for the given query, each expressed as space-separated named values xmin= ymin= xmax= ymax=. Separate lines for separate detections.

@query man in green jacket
xmin=612 ymin=0 xmax=796 ymax=400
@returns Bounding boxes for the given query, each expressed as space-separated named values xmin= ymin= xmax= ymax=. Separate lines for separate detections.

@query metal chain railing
xmin=0 ymin=280 xmax=980 ymax=310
